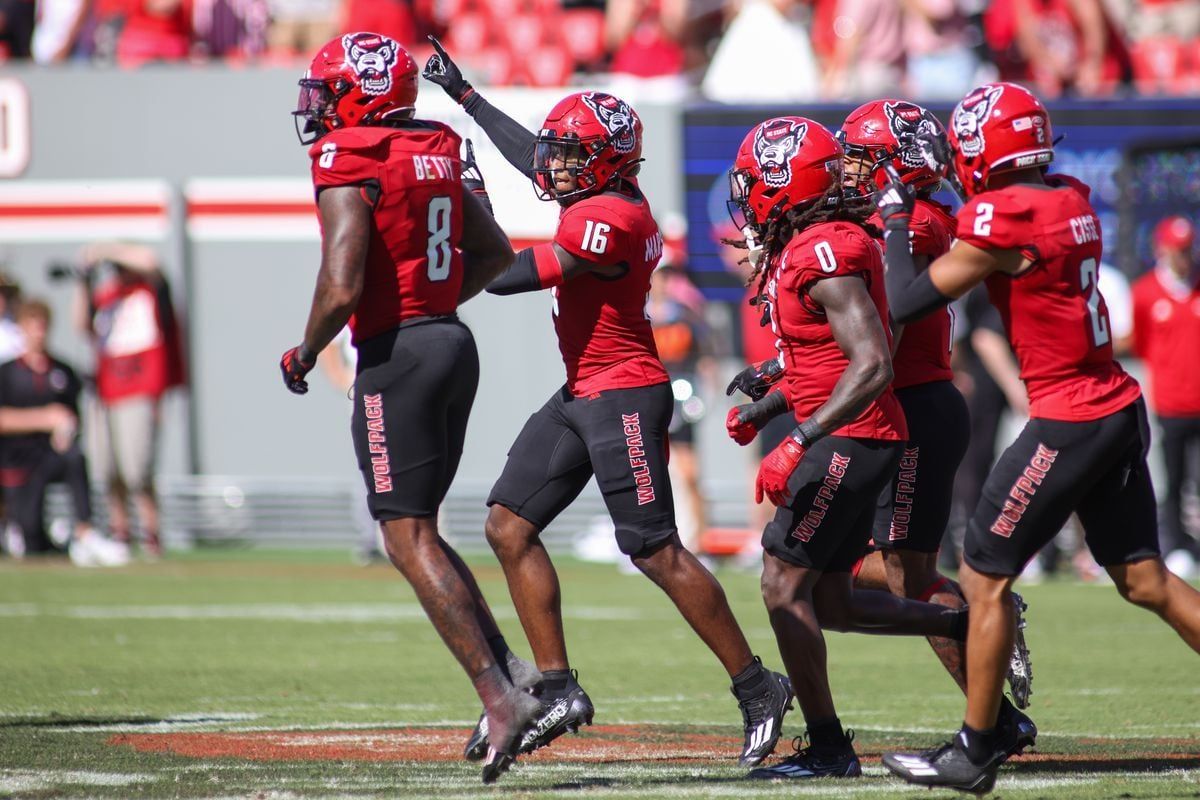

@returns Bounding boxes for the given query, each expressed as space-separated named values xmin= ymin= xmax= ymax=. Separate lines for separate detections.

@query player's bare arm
xmin=807 ymin=275 xmax=894 ymax=434
xmin=301 ymin=187 xmax=371 ymax=355
xmin=458 ymin=189 xmax=515 ymax=303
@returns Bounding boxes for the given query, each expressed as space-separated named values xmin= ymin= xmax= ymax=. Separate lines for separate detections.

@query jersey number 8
xmin=427 ymin=196 xmax=453 ymax=282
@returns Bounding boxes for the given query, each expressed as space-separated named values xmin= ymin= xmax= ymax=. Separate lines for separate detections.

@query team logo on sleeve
xmin=582 ymin=93 xmax=638 ymax=154
xmin=342 ymin=32 xmax=400 ymax=96
xmin=754 ymin=119 xmax=807 ymax=188
xmin=884 ymin=102 xmax=941 ymax=170
xmin=952 ymin=85 xmax=1004 ymax=159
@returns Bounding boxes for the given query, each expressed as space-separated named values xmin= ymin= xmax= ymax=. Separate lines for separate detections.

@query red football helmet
xmin=947 ymin=82 xmax=1054 ymax=197
xmin=532 ymin=91 xmax=644 ymax=202
xmin=839 ymin=99 xmax=946 ymax=195
xmin=728 ymin=117 xmax=843 ymax=236
xmin=293 ymin=32 xmax=418 ymax=145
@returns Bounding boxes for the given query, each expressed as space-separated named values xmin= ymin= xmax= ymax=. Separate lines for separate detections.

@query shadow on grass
xmin=1009 ymin=756 xmax=1200 ymax=774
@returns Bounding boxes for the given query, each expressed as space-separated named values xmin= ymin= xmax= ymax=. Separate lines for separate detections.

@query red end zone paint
xmin=109 ymin=726 xmax=740 ymax=763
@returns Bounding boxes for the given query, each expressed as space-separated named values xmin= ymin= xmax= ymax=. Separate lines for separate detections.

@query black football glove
xmin=725 ymin=357 xmax=784 ymax=401
xmin=280 ymin=344 xmax=317 ymax=395
xmin=873 ymin=163 xmax=915 ymax=232
xmin=422 ymin=36 xmax=473 ymax=103
xmin=915 ymin=129 xmax=952 ymax=178
xmin=462 ymin=139 xmax=493 ymax=215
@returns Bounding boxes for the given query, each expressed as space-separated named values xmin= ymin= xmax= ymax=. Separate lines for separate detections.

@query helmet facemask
xmin=293 ymin=76 xmax=348 ymax=145
xmin=533 ymin=134 xmax=589 ymax=201
xmin=727 ymin=168 xmax=762 ymax=238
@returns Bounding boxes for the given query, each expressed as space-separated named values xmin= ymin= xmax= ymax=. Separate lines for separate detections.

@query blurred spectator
xmin=116 ymin=0 xmax=192 ymax=67
xmin=823 ymin=0 xmax=906 ymax=99
xmin=191 ymin=0 xmax=268 ymax=58
xmin=648 ymin=263 xmax=712 ymax=547
xmin=74 ymin=242 xmax=185 ymax=558
xmin=264 ymin=0 xmax=334 ymax=55
xmin=1131 ymin=215 xmax=1200 ymax=576
xmin=988 ymin=0 xmax=1131 ymax=97
xmin=0 ymin=273 xmax=25 ymax=362
xmin=702 ymin=0 xmax=819 ymax=102
xmin=340 ymin=0 xmax=416 ymax=47
xmin=1123 ymin=0 xmax=1200 ymax=42
xmin=607 ymin=0 xmax=685 ymax=78
xmin=31 ymin=0 xmax=91 ymax=62
xmin=0 ymin=300 xmax=130 ymax=566
xmin=0 ymin=0 xmax=36 ymax=57
xmin=902 ymin=0 xmax=981 ymax=98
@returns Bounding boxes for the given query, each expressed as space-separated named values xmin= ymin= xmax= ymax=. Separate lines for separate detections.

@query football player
xmin=725 ymin=117 xmax=977 ymax=780
xmin=279 ymin=32 xmax=539 ymax=784
xmin=840 ymin=101 xmax=1035 ymax=738
xmin=877 ymin=83 xmax=1200 ymax=793
xmin=422 ymin=38 xmax=794 ymax=766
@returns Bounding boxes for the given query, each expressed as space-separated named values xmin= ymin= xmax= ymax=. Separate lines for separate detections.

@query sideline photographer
xmin=0 ymin=300 xmax=129 ymax=565
xmin=68 ymin=243 xmax=185 ymax=558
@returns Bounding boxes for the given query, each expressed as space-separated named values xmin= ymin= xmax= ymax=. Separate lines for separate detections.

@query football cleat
xmin=515 ymin=672 xmax=594 ymax=754
xmin=746 ymin=731 xmax=861 ymax=780
xmin=996 ymin=702 xmax=1038 ymax=762
xmin=464 ymin=654 xmax=542 ymax=761
xmin=479 ymin=688 xmax=540 ymax=784
xmin=883 ymin=734 xmax=1000 ymax=795
xmin=735 ymin=668 xmax=794 ymax=766
xmin=1007 ymin=591 xmax=1033 ymax=708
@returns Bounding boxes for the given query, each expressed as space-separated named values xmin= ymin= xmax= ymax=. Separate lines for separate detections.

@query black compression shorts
xmin=351 ymin=318 xmax=479 ymax=521
xmin=488 ymin=382 xmax=676 ymax=556
xmin=964 ymin=398 xmax=1160 ymax=576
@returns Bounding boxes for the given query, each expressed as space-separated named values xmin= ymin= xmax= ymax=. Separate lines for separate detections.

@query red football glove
xmin=755 ymin=435 xmax=807 ymax=506
xmin=280 ymin=344 xmax=317 ymax=395
xmin=726 ymin=406 xmax=759 ymax=446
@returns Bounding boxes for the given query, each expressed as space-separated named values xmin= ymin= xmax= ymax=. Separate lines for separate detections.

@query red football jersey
xmin=551 ymin=189 xmax=670 ymax=396
xmin=956 ymin=174 xmax=1141 ymax=421
xmin=870 ymin=199 xmax=956 ymax=389
xmin=309 ymin=122 xmax=465 ymax=344
xmin=766 ymin=220 xmax=907 ymax=441
xmin=1132 ymin=269 xmax=1200 ymax=416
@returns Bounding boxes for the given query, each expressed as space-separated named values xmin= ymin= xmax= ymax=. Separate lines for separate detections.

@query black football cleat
xmin=515 ymin=671 xmax=594 ymax=754
xmin=746 ymin=731 xmax=862 ymax=780
xmin=1007 ymin=592 xmax=1033 ymax=709
xmin=735 ymin=669 xmax=794 ymax=766
xmin=883 ymin=735 xmax=1000 ymax=795
xmin=996 ymin=702 xmax=1038 ymax=762
xmin=464 ymin=712 xmax=490 ymax=762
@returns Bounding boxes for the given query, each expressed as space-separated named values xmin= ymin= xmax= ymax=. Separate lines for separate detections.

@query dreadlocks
xmin=736 ymin=187 xmax=882 ymax=306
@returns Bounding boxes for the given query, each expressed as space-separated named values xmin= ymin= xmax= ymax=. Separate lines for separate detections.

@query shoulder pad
xmin=785 ymin=221 xmax=878 ymax=280
xmin=556 ymin=198 xmax=628 ymax=265
xmin=956 ymin=189 xmax=1034 ymax=251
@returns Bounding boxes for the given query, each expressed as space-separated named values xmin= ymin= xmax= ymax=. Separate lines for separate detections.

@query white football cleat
xmin=69 ymin=532 xmax=131 ymax=568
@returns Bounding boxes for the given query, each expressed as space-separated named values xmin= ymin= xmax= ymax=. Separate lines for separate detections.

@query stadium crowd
xmin=1 ymin=0 xmax=1199 ymax=98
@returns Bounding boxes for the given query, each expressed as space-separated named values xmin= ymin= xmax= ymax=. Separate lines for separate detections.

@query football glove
xmin=915 ymin=129 xmax=952 ymax=177
xmin=280 ymin=344 xmax=317 ymax=395
xmin=725 ymin=391 xmax=789 ymax=446
xmin=422 ymin=36 xmax=473 ymax=103
xmin=726 ymin=357 xmax=784 ymax=401
xmin=462 ymin=139 xmax=493 ymax=215
xmin=756 ymin=433 xmax=806 ymax=506
xmin=873 ymin=163 xmax=915 ymax=232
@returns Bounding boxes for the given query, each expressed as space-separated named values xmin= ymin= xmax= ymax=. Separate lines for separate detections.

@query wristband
xmin=794 ymin=418 xmax=825 ymax=448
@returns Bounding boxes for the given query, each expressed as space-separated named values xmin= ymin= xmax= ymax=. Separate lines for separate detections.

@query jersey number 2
xmin=427 ymin=196 xmax=453 ymax=282
xmin=1079 ymin=257 xmax=1110 ymax=348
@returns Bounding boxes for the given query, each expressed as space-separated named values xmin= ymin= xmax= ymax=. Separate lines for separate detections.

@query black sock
xmin=486 ymin=635 xmax=512 ymax=679
xmin=958 ymin=723 xmax=997 ymax=765
xmin=950 ymin=608 xmax=969 ymax=642
xmin=807 ymin=717 xmax=847 ymax=748
xmin=541 ymin=669 xmax=572 ymax=693
xmin=731 ymin=656 xmax=767 ymax=698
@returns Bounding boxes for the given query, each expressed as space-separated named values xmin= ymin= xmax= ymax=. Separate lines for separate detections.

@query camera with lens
xmin=47 ymin=260 xmax=106 ymax=282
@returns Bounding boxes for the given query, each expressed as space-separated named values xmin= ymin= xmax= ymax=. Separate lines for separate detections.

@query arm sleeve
xmin=462 ymin=92 xmax=537 ymax=179
xmin=884 ymin=228 xmax=954 ymax=324
xmin=486 ymin=244 xmax=564 ymax=295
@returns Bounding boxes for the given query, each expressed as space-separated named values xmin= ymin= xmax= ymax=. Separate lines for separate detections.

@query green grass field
xmin=1 ymin=549 xmax=1197 ymax=798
